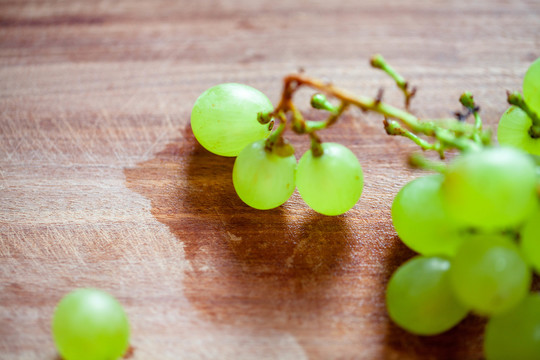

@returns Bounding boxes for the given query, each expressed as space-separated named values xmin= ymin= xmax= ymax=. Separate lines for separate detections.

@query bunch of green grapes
xmin=387 ymin=58 xmax=540 ymax=359
xmin=191 ymin=83 xmax=363 ymax=215
xmin=52 ymin=288 xmax=130 ymax=360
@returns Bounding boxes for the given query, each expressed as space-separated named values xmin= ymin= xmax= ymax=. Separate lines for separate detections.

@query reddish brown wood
xmin=1 ymin=0 xmax=539 ymax=359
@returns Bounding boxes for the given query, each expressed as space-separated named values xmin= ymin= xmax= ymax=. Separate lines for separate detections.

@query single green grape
xmin=386 ymin=256 xmax=468 ymax=335
xmin=296 ymin=143 xmax=363 ymax=216
xmin=498 ymin=106 xmax=540 ymax=155
xmin=191 ymin=83 xmax=273 ymax=157
xmin=441 ymin=146 xmax=537 ymax=230
xmin=392 ymin=174 xmax=464 ymax=257
xmin=484 ymin=293 xmax=540 ymax=360
xmin=520 ymin=205 xmax=540 ymax=274
xmin=523 ymin=57 xmax=540 ymax=114
xmin=232 ymin=139 xmax=296 ymax=210
xmin=449 ymin=234 xmax=531 ymax=316
xmin=52 ymin=288 xmax=130 ymax=360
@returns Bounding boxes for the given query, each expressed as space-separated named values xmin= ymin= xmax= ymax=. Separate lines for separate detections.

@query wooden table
xmin=1 ymin=0 xmax=539 ymax=359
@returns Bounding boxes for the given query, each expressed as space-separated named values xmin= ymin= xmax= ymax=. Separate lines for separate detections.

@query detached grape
xmin=52 ymin=288 xmax=130 ymax=360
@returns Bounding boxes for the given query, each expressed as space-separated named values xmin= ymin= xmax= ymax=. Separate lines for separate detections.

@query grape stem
xmin=371 ymin=54 xmax=417 ymax=110
xmin=507 ymin=91 xmax=540 ymax=139
xmin=267 ymin=57 xmax=489 ymax=158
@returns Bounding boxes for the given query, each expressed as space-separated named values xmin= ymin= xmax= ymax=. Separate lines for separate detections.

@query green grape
xmin=296 ymin=143 xmax=363 ymax=216
xmin=441 ymin=146 xmax=537 ymax=230
xmin=232 ymin=139 xmax=296 ymax=210
xmin=391 ymin=174 xmax=464 ymax=257
xmin=498 ymin=106 xmax=540 ymax=155
xmin=523 ymin=57 xmax=540 ymax=114
xmin=484 ymin=293 xmax=540 ymax=360
xmin=386 ymin=256 xmax=468 ymax=335
xmin=449 ymin=234 xmax=531 ymax=316
xmin=52 ymin=288 xmax=130 ymax=360
xmin=520 ymin=206 xmax=540 ymax=274
xmin=191 ymin=83 xmax=273 ymax=157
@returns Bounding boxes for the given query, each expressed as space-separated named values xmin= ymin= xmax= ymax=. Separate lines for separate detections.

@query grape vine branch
xmin=258 ymin=54 xmax=496 ymax=165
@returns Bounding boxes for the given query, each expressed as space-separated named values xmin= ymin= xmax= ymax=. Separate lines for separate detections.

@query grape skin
xmin=523 ymin=57 xmax=540 ymax=114
xmin=296 ymin=143 xmax=363 ymax=216
xmin=386 ymin=256 xmax=468 ymax=335
xmin=441 ymin=146 xmax=537 ymax=230
xmin=484 ymin=293 xmax=540 ymax=360
xmin=498 ymin=106 xmax=540 ymax=155
xmin=520 ymin=206 xmax=540 ymax=274
xmin=191 ymin=83 xmax=273 ymax=157
xmin=232 ymin=140 xmax=296 ymax=210
xmin=52 ymin=288 xmax=130 ymax=360
xmin=449 ymin=234 xmax=531 ymax=316
xmin=391 ymin=174 xmax=464 ymax=257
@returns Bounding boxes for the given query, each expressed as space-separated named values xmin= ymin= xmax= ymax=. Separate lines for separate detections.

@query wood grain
xmin=1 ymin=0 xmax=539 ymax=359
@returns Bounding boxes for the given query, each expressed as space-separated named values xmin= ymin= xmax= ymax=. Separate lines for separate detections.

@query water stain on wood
xmin=124 ymin=123 xmax=485 ymax=358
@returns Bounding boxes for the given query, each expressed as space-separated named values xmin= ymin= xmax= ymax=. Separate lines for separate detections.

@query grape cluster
xmin=387 ymin=58 xmax=540 ymax=359
xmin=191 ymin=82 xmax=364 ymax=216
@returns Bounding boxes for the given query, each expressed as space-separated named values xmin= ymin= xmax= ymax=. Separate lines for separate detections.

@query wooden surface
xmin=1 ymin=0 xmax=539 ymax=359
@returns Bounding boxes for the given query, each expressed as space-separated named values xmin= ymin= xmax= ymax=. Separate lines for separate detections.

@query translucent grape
xmin=391 ymin=174 xmax=464 ymax=257
xmin=191 ymin=83 xmax=273 ymax=157
xmin=449 ymin=234 xmax=531 ymax=316
xmin=523 ymin=57 xmax=540 ymax=113
xmin=52 ymin=288 xmax=130 ymax=360
xmin=296 ymin=143 xmax=363 ymax=216
xmin=497 ymin=106 xmax=540 ymax=155
xmin=233 ymin=139 xmax=296 ymax=210
xmin=484 ymin=293 xmax=540 ymax=360
xmin=386 ymin=256 xmax=468 ymax=335
xmin=520 ymin=206 xmax=540 ymax=274
xmin=441 ymin=146 xmax=537 ymax=230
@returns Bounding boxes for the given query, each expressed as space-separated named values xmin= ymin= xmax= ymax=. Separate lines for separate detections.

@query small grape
xmin=449 ymin=234 xmax=531 ymax=316
xmin=441 ymin=146 xmax=537 ymax=230
xmin=191 ymin=83 xmax=273 ymax=157
xmin=523 ymin=57 xmax=540 ymax=114
xmin=232 ymin=139 xmax=296 ymax=210
xmin=391 ymin=174 xmax=464 ymax=257
xmin=497 ymin=106 xmax=540 ymax=155
xmin=520 ymin=206 xmax=540 ymax=274
xmin=52 ymin=288 xmax=130 ymax=360
xmin=484 ymin=293 xmax=540 ymax=360
xmin=386 ymin=256 xmax=468 ymax=335
xmin=296 ymin=143 xmax=363 ymax=216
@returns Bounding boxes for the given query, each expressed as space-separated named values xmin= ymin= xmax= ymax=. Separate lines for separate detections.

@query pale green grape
xmin=52 ymin=288 xmax=130 ymax=360
xmin=296 ymin=143 xmax=363 ymax=216
xmin=392 ymin=174 xmax=464 ymax=257
xmin=484 ymin=293 xmax=540 ymax=360
xmin=441 ymin=146 xmax=537 ymax=230
xmin=233 ymin=139 xmax=296 ymax=210
xmin=191 ymin=83 xmax=273 ymax=157
xmin=520 ymin=206 xmax=540 ymax=274
xmin=449 ymin=234 xmax=531 ymax=316
xmin=498 ymin=106 xmax=540 ymax=155
xmin=524 ymin=57 xmax=540 ymax=114
xmin=386 ymin=256 xmax=468 ymax=335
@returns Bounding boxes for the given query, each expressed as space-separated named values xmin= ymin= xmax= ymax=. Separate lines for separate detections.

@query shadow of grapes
xmin=124 ymin=124 xmax=355 ymax=329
